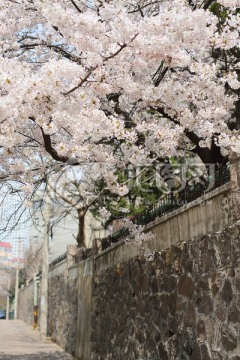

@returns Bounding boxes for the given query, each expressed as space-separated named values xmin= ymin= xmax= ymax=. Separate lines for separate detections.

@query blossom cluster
xmin=0 ymin=0 xmax=239 ymax=202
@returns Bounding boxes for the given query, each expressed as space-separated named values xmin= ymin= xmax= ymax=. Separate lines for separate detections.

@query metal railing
xmin=101 ymin=165 xmax=230 ymax=251
xmin=49 ymin=252 xmax=67 ymax=269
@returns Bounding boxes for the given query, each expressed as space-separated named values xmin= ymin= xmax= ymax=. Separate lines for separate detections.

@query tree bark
xmin=76 ymin=208 xmax=86 ymax=248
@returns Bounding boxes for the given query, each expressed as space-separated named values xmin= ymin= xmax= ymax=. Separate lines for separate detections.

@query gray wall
xmin=18 ymin=281 xmax=34 ymax=326
xmin=75 ymin=257 xmax=93 ymax=360
xmin=145 ymin=183 xmax=232 ymax=250
xmin=95 ymin=183 xmax=232 ymax=273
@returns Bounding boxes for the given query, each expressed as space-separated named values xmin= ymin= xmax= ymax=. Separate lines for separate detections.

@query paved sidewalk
xmin=0 ymin=320 xmax=73 ymax=359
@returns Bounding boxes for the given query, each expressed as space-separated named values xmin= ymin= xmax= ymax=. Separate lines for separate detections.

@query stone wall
xmin=17 ymin=165 xmax=240 ymax=359
xmin=18 ymin=281 xmax=34 ymax=326
xmin=91 ymin=221 xmax=240 ymax=360
xmin=17 ymin=246 xmax=79 ymax=356
xmin=48 ymin=266 xmax=78 ymax=356
xmin=17 ymin=260 xmax=78 ymax=357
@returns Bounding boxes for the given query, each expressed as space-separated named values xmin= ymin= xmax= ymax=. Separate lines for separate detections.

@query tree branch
xmin=69 ymin=0 xmax=83 ymax=13
xmin=64 ymin=34 xmax=138 ymax=95
xmin=40 ymin=127 xmax=69 ymax=163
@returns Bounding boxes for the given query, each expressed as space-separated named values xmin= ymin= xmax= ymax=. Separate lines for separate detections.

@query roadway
xmin=0 ymin=320 xmax=73 ymax=360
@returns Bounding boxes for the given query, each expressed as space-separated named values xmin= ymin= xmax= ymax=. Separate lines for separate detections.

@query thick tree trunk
xmin=76 ymin=208 xmax=86 ymax=248
xmin=192 ymin=141 xmax=228 ymax=171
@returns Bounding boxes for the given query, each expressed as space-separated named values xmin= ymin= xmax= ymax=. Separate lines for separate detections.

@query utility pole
xmin=6 ymin=277 xmax=10 ymax=320
xmin=14 ymin=240 xmax=22 ymax=320
xmin=40 ymin=186 xmax=51 ymax=340
xmin=33 ymin=273 xmax=40 ymax=329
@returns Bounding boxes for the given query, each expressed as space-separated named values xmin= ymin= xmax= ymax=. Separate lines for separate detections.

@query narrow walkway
xmin=0 ymin=320 xmax=73 ymax=360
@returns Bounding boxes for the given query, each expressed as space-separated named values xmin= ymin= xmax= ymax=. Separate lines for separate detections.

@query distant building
xmin=0 ymin=242 xmax=13 ymax=267
xmin=11 ymin=257 xmax=25 ymax=268
xmin=0 ymin=192 xmax=30 ymax=258
xmin=0 ymin=242 xmax=25 ymax=268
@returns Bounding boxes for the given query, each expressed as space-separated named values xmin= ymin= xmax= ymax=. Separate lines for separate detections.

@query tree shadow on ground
xmin=0 ymin=352 xmax=73 ymax=360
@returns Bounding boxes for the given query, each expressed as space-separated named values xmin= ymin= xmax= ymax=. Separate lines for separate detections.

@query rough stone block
xmin=178 ymin=275 xmax=195 ymax=298
xmin=197 ymin=318 xmax=206 ymax=342
xmin=198 ymin=295 xmax=213 ymax=315
xmin=221 ymin=324 xmax=237 ymax=351
xmin=184 ymin=302 xmax=196 ymax=328
xmin=216 ymin=303 xmax=227 ymax=321
xmin=221 ymin=279 xmax=233 ymax=305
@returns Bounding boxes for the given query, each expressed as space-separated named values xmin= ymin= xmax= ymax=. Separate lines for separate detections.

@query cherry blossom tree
xmin=0 ymin=0 xmax=239 ymax=226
